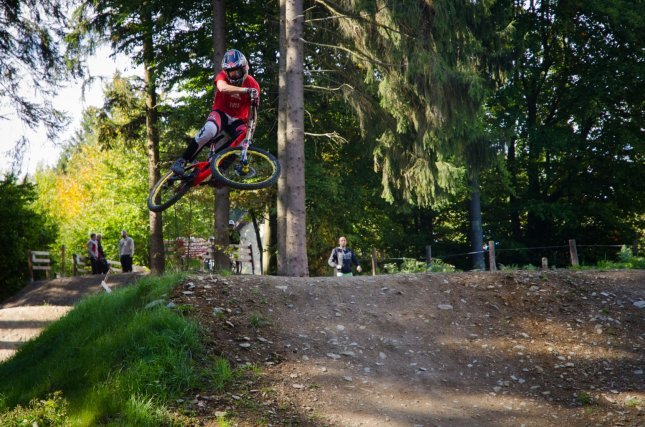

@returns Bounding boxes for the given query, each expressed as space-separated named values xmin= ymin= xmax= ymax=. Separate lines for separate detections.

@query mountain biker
xmin=171 ymin=49 xmax=260 ymax=175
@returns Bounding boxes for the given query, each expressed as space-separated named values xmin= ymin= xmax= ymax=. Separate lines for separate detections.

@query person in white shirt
xmin=118 ymin=230 xmax=135 ymax=272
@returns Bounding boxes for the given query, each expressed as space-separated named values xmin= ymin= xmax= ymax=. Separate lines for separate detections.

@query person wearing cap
xmin=118 ymin=230 xmax=135 ymax=272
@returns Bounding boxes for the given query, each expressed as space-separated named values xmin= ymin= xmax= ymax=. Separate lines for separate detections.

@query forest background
xmin=1 ymin=0 xmax=643 ymax=299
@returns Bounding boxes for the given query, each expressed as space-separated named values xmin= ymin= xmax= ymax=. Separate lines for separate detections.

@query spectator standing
xmin=87 ymin=233 xmax=99 ymax=274
xmin=96 ymin=234 xmax=109 ymax=274
xmin=228 ymin=220 xmax=242 ymax=273
xmin=228 ymin=220 xmax=241 ymax=244
xmin=119 ymin=230 xmax=135 ymax=272
xmin=328 ymin=236 xmax=362 ymax=277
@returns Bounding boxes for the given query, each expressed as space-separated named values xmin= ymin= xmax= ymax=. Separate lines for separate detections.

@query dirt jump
xmin=1 ymin=269 xmax=644 ymax=426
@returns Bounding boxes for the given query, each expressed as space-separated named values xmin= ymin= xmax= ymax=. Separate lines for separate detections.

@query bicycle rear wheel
xmin=147 ymin=170 xmax=193 ymax=212
xmin=210 ymin=146 xmax=281 ymax=190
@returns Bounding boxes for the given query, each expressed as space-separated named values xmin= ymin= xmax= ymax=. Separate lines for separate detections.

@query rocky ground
xmin=1 ymin=269 xmax=643 ymax=426
xmin=169 ymin=269 xmax=645 ymax=426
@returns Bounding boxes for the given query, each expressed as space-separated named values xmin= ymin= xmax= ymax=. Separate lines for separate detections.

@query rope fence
xmin=367 ymin=239 xmax=637 ymax=275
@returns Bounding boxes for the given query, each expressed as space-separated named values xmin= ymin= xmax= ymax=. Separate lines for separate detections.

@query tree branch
xmin=304 ymin=83 xmax=354 ymax=92
xmin=310 ymin=0 xmax=409 ymax=37
xmin=301 ymin=37 xmax=394 ymax=67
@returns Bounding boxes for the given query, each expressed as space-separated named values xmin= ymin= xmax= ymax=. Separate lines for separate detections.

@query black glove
xmin=246 ymin=88 xmax=259 ymax=106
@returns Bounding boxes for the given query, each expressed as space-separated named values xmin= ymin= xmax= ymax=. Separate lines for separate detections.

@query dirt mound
xmin=170 ymin=270 xmax=645 ymax=426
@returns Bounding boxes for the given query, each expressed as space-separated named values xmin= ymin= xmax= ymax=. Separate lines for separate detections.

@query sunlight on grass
xmin=0 ymin=273 xmax=232 ymax=426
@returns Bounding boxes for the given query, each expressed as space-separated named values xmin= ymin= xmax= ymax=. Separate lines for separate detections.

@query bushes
xmin=383 ymin=257 xmax=456 ymax=274
xmin=0 ymin=175 xmax=56 ymax=301
xmin=596 ymin=245 xmax=645 ymax=270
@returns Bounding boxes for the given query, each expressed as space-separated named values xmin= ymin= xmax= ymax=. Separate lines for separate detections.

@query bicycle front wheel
xmin=147 ymin=171 xmax=192 ymax=212
xmin=210 ymin=146 xmax=281 ymax=190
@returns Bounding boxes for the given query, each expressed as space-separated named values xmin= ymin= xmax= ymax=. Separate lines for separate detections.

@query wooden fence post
xmin=541 ymin=257 xmax=548 ymax=270
xmin=425 ymin=245 xmax=432 ymax=268
xmin=568 ymin=239 xmax=579 ymax=266
xmin=61 ymin=245 xmax=66 ymax=278
xmin=371 ymin=247 xmax=377 ymax=276
xmin=488 ymin=240 xmax=497 ymax=271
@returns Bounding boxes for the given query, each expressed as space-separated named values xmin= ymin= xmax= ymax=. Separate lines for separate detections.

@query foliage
xmin=383 ymin=258 xmax=456 ymax=274
xmin=308 ymin=0 xmax=514 ymax=207
xmin=0 ymin=0 xmax=75 ymax=172
xmin=0 ymin=175 xmax=57 ymax=301
xmin=0 ymin=391 xmax=70 ymax=427
xmin=0 ymin=273 xmax=233 ymax=426
xmin=20 ymin=0 xmax=643 ymax=276
xmin=595 ymin=246 xmax=645 ymax=270
xmin=482 ymin=0 xmax=645 ymax=254
xmin=34 ymin=105 xmax=150 ymax=267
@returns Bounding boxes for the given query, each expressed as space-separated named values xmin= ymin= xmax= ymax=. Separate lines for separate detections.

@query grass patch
xmin=249 ymin=313 xmax=270 ymax=330
xmin=576 ymin=391 xmax=593 ymax=405
xmin=625 ymin=396 xmax=643 ymax=408
xmin=0 ymin=273 xmax=228 ymax=426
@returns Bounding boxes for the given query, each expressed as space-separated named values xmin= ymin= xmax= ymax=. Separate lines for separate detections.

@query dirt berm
xmin=170 ymin=269 xmax=644 ymax=426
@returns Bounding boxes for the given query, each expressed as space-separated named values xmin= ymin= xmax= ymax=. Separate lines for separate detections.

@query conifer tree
xmin=310 ymin=0 xmax=513 ymax=207
xmin=0 ymin=0 xmax=76 ymax=171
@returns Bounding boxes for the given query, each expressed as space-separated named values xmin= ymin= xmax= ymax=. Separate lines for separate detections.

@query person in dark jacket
xmin=96 ymin=234 xmax=109 ymax=274
xmin=328 ymin=236 xmax=362 ymax=277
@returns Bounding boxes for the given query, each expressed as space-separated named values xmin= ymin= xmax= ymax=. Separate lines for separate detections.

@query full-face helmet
xmin=221 ymin=49 xmax=249 ymax=86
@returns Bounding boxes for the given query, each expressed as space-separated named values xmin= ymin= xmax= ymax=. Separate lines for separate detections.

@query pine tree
xmin=0 ymin=0 xmax=75 ymax=170
xmin=310 ymin=0 xmax=513 ymax=207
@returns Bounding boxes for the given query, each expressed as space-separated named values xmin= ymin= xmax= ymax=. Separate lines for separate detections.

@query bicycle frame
xmin=186 ymin=104 xmax=258 ymax=187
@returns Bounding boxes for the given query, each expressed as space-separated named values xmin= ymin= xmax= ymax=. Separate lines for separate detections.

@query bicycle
xmin=147 ymin=105 xmax=280 ymax=212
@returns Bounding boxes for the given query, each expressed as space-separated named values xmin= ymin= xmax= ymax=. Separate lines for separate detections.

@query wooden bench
xmin=28 ymin=250 xmax=51 ymax=281
xmin=73 ymin=254 xmax=123 ymax=275
xmin=203 ymin=243 xmax=254 ymax=274
xmin=229 ymin=244 xmax=255 ymax=275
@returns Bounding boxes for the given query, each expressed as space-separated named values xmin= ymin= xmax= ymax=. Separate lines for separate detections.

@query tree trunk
xmin=284 ymin=0 xmax=308 ymax=276
xmin=526 ymin=94 xmax=543 ymax=243
xmin=276 ymin=0 xmax=289 ymax=275
xmin=507 ymin=137 xmax=522 ymax=240
xmin=142 ymin=9 xmax=164 ymax=274
xmin=261 ymin=208 xmax=272 ymax=274
xmin=211 ymin=0 xmax=231 ymax=269
xmin=250 ymin=210 xmax=263 ymax=274
xmin=468 ymin=173 xmax=485 ymax=270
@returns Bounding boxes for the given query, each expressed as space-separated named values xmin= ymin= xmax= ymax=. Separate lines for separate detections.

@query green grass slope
xmin=0 ymin=273 xmax=226 ymax=426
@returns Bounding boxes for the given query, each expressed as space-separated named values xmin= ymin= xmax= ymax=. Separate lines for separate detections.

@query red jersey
xmin=212 ymin=71 xmax=260 ymax=122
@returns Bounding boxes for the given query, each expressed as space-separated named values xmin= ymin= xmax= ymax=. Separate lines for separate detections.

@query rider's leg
xmin=216 ymin=124 xmax=247 ymax=173
xmin=172 ymin=112 xmax=223 ymax=175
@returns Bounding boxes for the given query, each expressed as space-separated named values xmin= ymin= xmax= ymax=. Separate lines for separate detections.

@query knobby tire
xmin=210 ymin=146 xmax=280 ymax=190
xmin=147 ymin=170 xmax=193 ymax=212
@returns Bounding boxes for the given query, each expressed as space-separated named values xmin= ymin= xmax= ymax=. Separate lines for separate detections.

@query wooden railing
xmin=28 ymin=250 xmax=51 ymax=282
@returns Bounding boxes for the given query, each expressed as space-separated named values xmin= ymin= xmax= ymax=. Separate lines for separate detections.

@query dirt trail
xmin=1 ymin=269 xmax=643 ymax=426
xmin=171 ymin=270 xmax=645 ymax=426
xmin=0 ymin=272 xmax=144 ymax=362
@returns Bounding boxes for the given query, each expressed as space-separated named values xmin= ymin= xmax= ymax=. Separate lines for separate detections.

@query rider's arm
xmin=328 ymin=249 xmax=338 ymax=268
xmin=216 ymin=79 xmax=250 ymax=94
